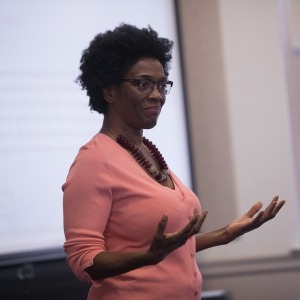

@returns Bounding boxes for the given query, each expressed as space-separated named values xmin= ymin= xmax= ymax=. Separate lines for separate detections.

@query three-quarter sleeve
xmin=63 ymin=147 xmax=113 ymax=284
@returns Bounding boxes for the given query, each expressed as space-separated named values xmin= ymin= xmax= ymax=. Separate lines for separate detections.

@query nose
xmin=149 ymin=84 xmax=164 ymax=102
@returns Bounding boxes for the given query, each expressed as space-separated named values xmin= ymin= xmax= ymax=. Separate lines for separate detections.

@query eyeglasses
xmin=120 ymin=78 xmax=173 ymax=95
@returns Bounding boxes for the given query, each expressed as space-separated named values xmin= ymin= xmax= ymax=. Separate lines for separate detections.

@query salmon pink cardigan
xmin=63 ymin=133 xmax=202 ymax=299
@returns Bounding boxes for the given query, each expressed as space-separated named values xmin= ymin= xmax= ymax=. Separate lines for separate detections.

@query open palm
xmin=225 ymin=196 xmax=285 ymax=242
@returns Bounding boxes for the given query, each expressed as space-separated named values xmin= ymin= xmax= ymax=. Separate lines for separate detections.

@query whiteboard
xmin=0 ymin=0 xmax=192 ymax=256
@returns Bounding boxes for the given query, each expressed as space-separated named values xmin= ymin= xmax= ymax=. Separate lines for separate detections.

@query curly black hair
xmin=76 ymin=23 xmax=174 ymax=114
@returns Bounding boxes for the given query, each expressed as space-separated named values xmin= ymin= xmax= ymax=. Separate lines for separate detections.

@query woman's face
xmin=106 ymin=57 xmax=167 ymax=131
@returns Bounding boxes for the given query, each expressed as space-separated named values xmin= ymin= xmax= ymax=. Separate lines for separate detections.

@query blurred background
xmin=0 ymin=0 xmax=299 ymax=299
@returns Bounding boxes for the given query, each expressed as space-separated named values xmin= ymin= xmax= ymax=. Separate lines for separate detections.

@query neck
xmin=100 ymin=122 xmax=143 ymax=145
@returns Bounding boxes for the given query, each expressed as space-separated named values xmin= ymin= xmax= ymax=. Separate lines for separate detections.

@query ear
xmin=103 ymin=86 xmax=116 ymax=104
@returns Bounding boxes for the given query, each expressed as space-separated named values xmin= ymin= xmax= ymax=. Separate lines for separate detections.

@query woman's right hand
xmin=86 ymin=209 xmax=207 ymax=280
xmin=147 ymin=209 xmax=208 ymax=264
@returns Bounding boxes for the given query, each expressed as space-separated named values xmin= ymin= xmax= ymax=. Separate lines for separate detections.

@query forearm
xmin=195 ymin=227 xmax=230 ymax=252
xmin=85 ymin=250 xmax=155 ymax=280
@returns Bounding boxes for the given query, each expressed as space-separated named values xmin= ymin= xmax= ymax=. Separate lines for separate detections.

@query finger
xmin=274 ymin=200 xmax=285 ymax=212
xmin=265 ymin=196 xmax=279 ymax=211
xmin=267 ymin=199 xmax=285 ymax=219
xmin=195 ymin=210 xmax=208 ymax=229
xmin=245 ymin=201 xmax=263 ymax=218
xmin=251 ymin=198 xmax=285 ymax=228
xmin=172 ymin=215 xmax=200 ymax=244
xmin=191 ymin=211 xmax=208 ymax=234
xmin=249 ymin=211 xmax=265 ymax=229
xmin=156 ymin=214 xmax=168 ymax=238
xmin=188 ymin=208 xmax=200 ymax=222
xmin=264 ymin=197 xmax=279 ymax=215
xmin=246 ymin=195 xmax=279 ymax=218
xmin=186 ymin=210 xmax=208 ymax=236
xmin=170 ymin=210 xmax=208 ymax=246
xmin=259 ymin=196 xmax=282 ymax=221
xmin=192 ymin=208 xmax=198 ymax=220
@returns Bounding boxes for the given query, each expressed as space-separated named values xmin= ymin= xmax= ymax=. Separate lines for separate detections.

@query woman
xmin=63 ymin=24 xmax=285 ymax=299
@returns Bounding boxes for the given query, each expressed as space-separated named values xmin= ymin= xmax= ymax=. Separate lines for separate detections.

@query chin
xmin=144 ymin=120 xmax=158 ymax=129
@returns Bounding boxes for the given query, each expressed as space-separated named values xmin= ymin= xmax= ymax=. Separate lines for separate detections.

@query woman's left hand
xmin=224 ymin=195 xmax=285 ymax=243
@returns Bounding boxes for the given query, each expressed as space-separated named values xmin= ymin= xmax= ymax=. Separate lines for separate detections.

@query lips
xmin=144 ymin=106 xmax=161 ymax=114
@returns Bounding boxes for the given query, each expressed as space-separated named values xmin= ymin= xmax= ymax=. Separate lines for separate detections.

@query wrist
xmin=223 ymin=225 xmax=241 ymax=244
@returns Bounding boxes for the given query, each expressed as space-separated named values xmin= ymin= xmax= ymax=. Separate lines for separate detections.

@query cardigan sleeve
xmin=63 ymin=147 xmax=113 ymax=286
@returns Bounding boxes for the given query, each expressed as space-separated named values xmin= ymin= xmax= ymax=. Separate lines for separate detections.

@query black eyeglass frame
xmin=120 ymin=78 xmax=173 ymax=95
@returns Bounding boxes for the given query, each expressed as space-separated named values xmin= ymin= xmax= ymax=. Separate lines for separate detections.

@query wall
xmin=176 ymin=0 xmax=300 ymax=299
xmin=200 ymin=254 xmax=300 ymax=300
xmin=0 ymin=0 xmax=191 ymax=256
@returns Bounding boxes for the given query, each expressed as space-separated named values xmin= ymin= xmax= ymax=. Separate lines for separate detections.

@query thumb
xmin=156 ymin=214 xmax=168 ymax=238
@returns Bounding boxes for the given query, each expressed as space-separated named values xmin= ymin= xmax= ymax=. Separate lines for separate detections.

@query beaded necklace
xmin=116 ymin=135 xmax=169 ymax=183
